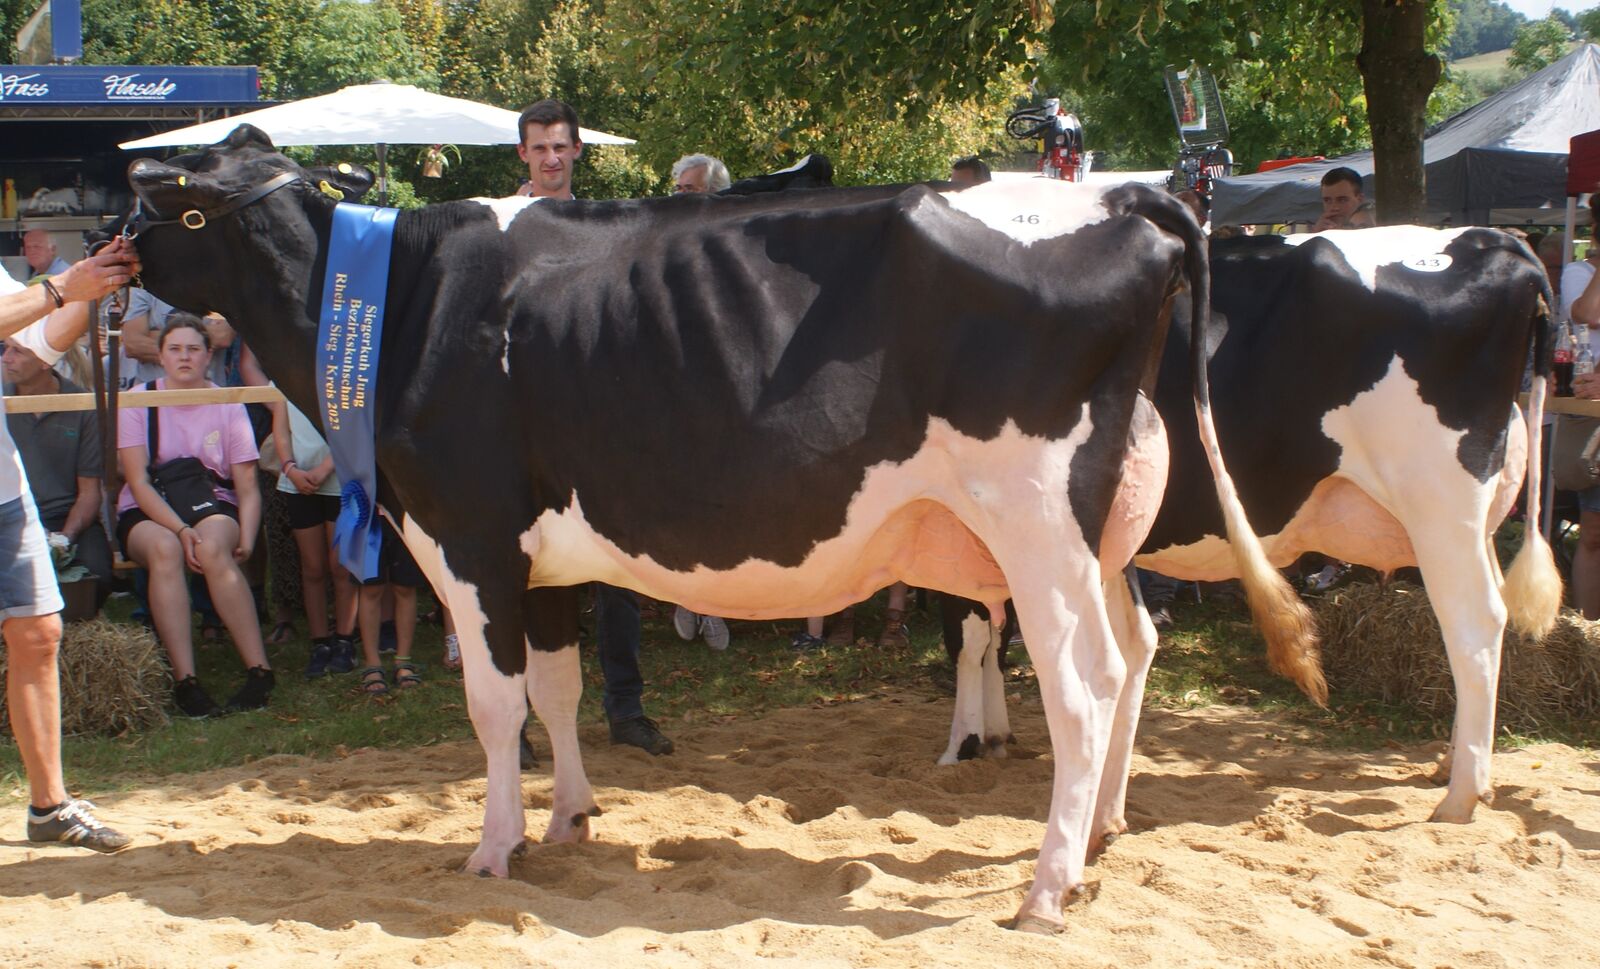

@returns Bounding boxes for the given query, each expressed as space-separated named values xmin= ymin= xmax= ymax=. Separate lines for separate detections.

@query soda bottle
xmin=1577 ymin=326 xmax=1595 ymax=381
xmin=1555 ymin=322 xmax=1576 ymax=396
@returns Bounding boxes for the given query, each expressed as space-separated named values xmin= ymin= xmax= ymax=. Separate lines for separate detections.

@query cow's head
xmin=117 ymin=124 xmax=373 ymax=317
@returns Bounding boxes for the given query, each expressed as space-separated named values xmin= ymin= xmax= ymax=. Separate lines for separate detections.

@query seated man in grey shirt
xmin=2 ymin=338 xmax=112 ymax=608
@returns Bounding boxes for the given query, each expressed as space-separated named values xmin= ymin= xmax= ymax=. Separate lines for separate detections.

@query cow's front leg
xmin=980 ymin=600 xmax=1013 ymax=756
xmin=523 ymin=586 xmax=598 ymax=843
xmin=454 ymin=584 xmax=532 ymax=877
xmin=941 ymin=601 xmax=993 ymax=765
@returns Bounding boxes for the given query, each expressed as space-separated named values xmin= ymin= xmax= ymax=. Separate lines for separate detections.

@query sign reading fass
xmin=0 ymin=65 xmax=258 ymax=105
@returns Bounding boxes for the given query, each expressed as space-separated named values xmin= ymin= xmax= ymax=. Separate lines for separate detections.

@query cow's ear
xmin=306 ymin=162 xmax=375 ymax=203
xmin=128 ymin=157 xmax=231 ymax=213
xmin=223 ymin=124 xmax=277 ymax=153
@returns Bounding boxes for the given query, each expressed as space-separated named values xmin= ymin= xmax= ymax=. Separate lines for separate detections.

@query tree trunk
xmin=1357 ymin=0 xmax=1441 ymax=224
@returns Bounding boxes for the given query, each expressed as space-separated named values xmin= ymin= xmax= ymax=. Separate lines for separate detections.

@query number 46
xmin=1012 ymin=213 xmax=1040 ymax=224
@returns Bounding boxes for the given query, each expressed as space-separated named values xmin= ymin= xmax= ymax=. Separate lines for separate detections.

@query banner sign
xmin=0 ymin=65 xmax=258 ymax=105
xmin=316 ymin=203 xmax=400 ymax=581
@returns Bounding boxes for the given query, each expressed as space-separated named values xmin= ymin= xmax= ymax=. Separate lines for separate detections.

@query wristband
xmin=283 ymin=459 xmax=297 ymax=471
xmin=40 ymin=278 xmax=65 ymax=308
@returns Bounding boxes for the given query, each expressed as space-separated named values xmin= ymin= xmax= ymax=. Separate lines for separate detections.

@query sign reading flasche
xmin=0 ymin=65 xmax=258 ymax=104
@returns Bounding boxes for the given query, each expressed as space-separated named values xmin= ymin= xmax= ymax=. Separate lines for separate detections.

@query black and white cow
xmin=117 ymin=125 xmax=1318 ymax=932
xmin=944 ymin=226 xmax=1560 ymax=834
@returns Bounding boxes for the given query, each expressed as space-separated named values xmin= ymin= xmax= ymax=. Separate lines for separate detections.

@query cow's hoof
xmin=1012 ymin=914 xmax=1065 ymax=935
xmin=460 ymin=857 xmax=508 ymax=882
xmin=511 ymin=839 xmax=531 ymax=859
xmin=543 ymin=806 xmax=599 ymax=844
xmin=936 ymin=750 xmax=960 ymax=766
xmin=1088 ymin=822 xmax=1126 ymax=860
xmin=984 ymin=736 xmax=1009 ymax=759
xmin=1429 ymin=789 xmax=1489 ymax=824
xmin=957 ymin=734 xmax=982 ymax=761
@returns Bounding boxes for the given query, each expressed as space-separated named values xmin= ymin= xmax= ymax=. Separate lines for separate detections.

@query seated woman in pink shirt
xmin=116 ymin=313 xmax=273 ymax=717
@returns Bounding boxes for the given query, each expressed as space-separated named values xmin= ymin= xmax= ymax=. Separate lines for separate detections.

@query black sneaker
xmin=225 ymin=666 xmax=276 ymax=712
xmin=27 ymin=799 xmax=132 ymax=853
xmin=609 ymin=715 xmax=674 ymax=755
xmin=304 ymin=637 xmax=335 ymax=679
xmin=791 ymin=631 xmax=826 ymax=653
xmin=328 ymin=636 xmax=357 ymax=674
xmin=174 ymin=675 xmax=224 ymax=719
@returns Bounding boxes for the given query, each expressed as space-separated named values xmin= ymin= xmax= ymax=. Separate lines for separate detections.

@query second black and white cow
xmin=117 ymin=125 xmax=1316 ymax=932
xmin=945 ymin=226 xmax=1559 ymax=835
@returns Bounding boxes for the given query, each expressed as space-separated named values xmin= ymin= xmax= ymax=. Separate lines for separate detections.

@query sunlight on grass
xmin=5 ymin=586 xmax=1596 ymax=803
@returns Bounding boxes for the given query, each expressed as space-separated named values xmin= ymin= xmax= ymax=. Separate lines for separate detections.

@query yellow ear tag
xmin=177 ymin=176 xmax=187 ymax=186
xmin=337 ymin=163 xmax=353 ymax=174
xmin=318 ymin=180 xmax=346 ymax=201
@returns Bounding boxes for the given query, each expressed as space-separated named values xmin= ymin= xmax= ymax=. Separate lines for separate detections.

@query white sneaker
xmin=673 ymin=605 xmax=699 ymax=641
xmin=699 ymin=615 xmax=731 ymax=651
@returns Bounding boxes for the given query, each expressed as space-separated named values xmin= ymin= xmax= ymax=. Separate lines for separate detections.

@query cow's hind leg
xmin=523 ymin=586 xmax=599 ymax=843
xmin=1090 ymin=566 xmax=1158 ymax=856
xmin=1002 ymin=554 xmax=1123 ymax=933
xmin=1411 ymin=520 xmax=1506 ymax=822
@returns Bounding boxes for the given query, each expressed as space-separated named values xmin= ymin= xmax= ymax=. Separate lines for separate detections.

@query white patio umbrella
xmin=119 ymin=81 xmax=636 ymax=202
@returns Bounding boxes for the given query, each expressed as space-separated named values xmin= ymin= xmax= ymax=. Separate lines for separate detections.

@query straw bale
xmin=1314 ymin=581 xmax=1600 ymax=730
xmin=0 ymin=618 xmax=170 ymax=736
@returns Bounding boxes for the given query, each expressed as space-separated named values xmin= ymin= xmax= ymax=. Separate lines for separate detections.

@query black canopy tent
xmin=1210 ymin=43 xmax=1600 ymax=227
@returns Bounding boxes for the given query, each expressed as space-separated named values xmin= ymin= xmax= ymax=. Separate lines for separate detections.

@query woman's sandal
xmin=265 ymin=620 xmax=295 ymax=645
xmin=393 ymin=660 xmax=423 ymax=690
xmin=359 ymin=666 xmax=390 ymax=698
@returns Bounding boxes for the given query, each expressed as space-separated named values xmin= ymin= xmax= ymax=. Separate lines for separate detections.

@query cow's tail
xmin=1139 ymin=189 xmax=1326 ymax=707
xmin=1504 ymin=270 xmax=1562 ymax=639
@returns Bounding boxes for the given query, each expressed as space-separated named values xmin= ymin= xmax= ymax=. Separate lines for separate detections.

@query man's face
xmin=22 ymin=232 xmax=55 ymax=274
xmin=517 ymin=121 xmax=582 ymax=198
xmin=673 ymin=164 xmax=711 ymax=194
xmin=1320 ymin=180 xmax=1363 ymax=227
xmin=1 ymin=340 xmax=50 ymax=385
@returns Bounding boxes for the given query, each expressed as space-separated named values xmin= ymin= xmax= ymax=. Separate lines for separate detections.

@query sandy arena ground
xmin=2 ymin=694 xmax=1596 ymax=968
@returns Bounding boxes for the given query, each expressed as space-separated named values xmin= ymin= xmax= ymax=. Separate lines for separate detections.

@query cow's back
xmin=1144 ymin=227 xmax=1547 ymax=554
xmin=478 ymin=184 xmax=1187 ymax=573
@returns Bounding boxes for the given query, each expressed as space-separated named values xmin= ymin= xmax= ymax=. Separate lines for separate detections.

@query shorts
xmin=116 ymin=502 xmax=239 ymax=558
xmin=284 ymin=492 xmax=340 ymax=531
xmin=361 ymin=521 xmax=424 ymax=589
xmin=1580 ymin=483 xmax=1600 ymax=515
xmin=0 ymin=495 xmax=64 ymax=620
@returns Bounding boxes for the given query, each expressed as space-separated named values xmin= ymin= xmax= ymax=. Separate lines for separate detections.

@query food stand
xmin=2 ymin=1 xmax=261 ymax=278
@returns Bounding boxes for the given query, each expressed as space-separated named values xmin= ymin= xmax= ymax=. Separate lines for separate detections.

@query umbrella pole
xmin=377 ymin=143 xmax=388 ymax=206
xmin=1567 ymin=196 xmax=1577 ymax=267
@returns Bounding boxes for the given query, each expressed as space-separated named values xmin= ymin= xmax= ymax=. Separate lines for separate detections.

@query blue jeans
xmin=593 ymin=584 xmax=644 ymax=723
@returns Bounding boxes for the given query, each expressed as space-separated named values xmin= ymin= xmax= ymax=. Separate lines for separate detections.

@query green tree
xmin=1582 ymin=9 xmax=1600 ymax=40
xmin=1507 ymin=15 xmax=1572 ymax=74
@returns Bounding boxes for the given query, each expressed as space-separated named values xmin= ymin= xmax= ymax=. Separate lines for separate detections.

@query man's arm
xmin=119 ymin=288 xmax=162 ymax=364
xmin=1573 ymin=261 xmax=1600 ymax=326
xmin=60 ymin=477 xmax=102 ymax=542
xmin=0 ymin=239 xmax=138 ymax=344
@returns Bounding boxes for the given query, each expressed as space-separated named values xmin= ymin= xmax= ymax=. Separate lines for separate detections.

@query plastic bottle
xmin=1 ymin=179 xmax=15 ymax=220
xmin=1577 ymin=326 xmax=1595 ymax=377
xmin=1555 ymin=322 xmax=1576 ymax=396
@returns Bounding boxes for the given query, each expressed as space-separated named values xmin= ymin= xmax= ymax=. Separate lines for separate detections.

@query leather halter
xmin=123 ymin=170 xmax=303 ymax=240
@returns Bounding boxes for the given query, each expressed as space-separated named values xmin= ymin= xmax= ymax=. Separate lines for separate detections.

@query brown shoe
xmin=877 ymin=608 xmax=910 ymax=649
xmin=826 ymin=606 xmax=856 ymax=647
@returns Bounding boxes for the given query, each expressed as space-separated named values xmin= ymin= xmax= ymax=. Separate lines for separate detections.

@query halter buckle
xmin=181 ymin=210 xmax=207 ymax=230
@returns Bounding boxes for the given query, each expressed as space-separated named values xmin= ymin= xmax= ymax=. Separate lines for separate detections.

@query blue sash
xmin=316 ymin=202 xmax=399 ymax=581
